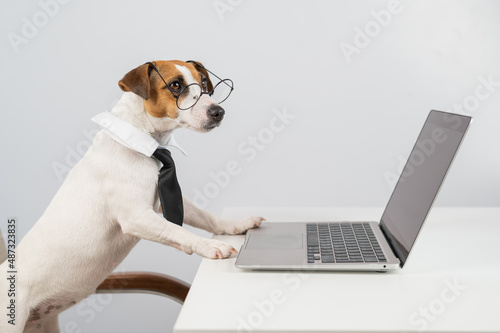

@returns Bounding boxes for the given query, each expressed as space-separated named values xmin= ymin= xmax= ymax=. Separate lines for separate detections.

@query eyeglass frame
xmin=145 ymin=61 xmax=234 ymax=110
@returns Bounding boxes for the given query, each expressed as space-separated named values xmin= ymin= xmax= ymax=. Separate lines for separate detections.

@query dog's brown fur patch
xmin=119 ymin=60 xmax=211 ymax=120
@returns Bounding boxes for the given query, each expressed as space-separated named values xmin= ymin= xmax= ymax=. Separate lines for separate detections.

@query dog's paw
xmin=225 ymin=216 xmax=265 ymax=235
xmin=194 ymin=238 xmax=238 ymax=259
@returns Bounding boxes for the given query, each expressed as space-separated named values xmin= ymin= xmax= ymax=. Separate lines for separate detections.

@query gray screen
xmin=380 ymin=111 xmax=471 ymax=267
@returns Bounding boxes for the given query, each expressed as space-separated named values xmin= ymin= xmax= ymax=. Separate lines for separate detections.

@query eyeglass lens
xmin=210 ymin=80 xmax=233 ymax=104
xmin=176 ymin=79 xmax=233 ymax=110
xmin=177 ymin=84 xmax=202 ymax=110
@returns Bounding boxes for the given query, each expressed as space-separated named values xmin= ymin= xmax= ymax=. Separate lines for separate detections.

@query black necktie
xmin=152 ymin=148 xmax=184 ymax=226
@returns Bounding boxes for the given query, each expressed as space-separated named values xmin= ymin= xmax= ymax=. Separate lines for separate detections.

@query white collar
xmin=91 ymin=111 xmax=187 ymax=157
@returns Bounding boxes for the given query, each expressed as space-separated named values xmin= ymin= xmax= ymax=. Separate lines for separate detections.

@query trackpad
xmin=246 ymin=233 xmax=303 ymax=250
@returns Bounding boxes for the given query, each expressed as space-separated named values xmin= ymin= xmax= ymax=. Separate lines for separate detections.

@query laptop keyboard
xmin=306 ymin=223 xmax=387 ymax=264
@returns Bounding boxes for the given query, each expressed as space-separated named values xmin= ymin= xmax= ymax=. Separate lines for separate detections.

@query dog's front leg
xmin=182 ymin=196 xmax=265 ymax=235
xmin=120 ymin=209 xmax=237 ymax=259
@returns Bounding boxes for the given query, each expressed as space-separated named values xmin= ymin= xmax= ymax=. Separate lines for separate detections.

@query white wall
xmin=1 ymin=0 xmax=499 ymax=332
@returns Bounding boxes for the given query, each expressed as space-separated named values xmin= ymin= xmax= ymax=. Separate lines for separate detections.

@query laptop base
xmin=235 ymin=222 xmax=401 ymax=271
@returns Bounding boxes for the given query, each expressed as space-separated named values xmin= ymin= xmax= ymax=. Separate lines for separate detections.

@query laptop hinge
xmin=379 ymin=222 xmax=405 ymax=267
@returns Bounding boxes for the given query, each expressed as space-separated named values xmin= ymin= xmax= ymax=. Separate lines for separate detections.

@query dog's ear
xmin=118 ymin=63 xmax=152 ymax=100
xmin=190 ymin=61 xmax=214 ymax=92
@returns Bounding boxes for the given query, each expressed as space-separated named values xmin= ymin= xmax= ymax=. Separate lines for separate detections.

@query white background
xmin=1 ymin=0 xmax=499 ymax=332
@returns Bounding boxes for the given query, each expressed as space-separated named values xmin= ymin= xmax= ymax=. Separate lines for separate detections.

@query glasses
xmin=146 ymin=61 xmax=234 ymax=110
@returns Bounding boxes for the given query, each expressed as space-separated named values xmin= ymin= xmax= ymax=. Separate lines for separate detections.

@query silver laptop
xmin=235 ymin=110 xmax=472 ymax=271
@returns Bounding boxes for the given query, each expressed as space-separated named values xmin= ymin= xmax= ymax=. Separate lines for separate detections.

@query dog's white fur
xmin=0 ymin=89 xmax=263 ymax=332
xmin=0 ymin=229 xmax=6 ymax=264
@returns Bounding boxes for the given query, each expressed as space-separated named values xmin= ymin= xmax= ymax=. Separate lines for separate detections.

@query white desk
xmin=174 ymin=207 xmax=500 ymax=333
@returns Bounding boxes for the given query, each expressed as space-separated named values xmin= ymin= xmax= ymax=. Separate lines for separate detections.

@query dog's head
xmin=118 ymin=60 xmax=231 ymax=132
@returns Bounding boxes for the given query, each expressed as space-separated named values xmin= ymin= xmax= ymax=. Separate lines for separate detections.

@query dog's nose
xmin=207 ymin=104 xmax=225 ymax=122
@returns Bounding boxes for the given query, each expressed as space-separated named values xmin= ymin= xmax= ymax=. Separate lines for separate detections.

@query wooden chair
xmin=95 ymin=271 xmax=190 ymax=304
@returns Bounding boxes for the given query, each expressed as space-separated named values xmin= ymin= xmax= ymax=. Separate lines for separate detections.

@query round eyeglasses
xmin=176 ymin=78 xmax=234 ymax=110
xmin=145 ymin=61 xmax=234 ymax=111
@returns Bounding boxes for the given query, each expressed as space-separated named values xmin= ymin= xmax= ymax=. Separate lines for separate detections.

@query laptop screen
xmin=380 ymin=110 xmax=471 ymax=267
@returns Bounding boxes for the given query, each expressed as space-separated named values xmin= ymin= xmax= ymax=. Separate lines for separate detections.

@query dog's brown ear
xmin=190 ymin=61 xmax=214 ymax=92
xmin=118 ymin=63 xmax=152 ymax=100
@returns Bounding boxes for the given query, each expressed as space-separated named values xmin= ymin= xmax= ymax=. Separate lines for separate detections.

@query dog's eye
xmin=201 ymin=78 xmax=209 ymax=92
xmin=169 ymin=81 xmax=181 ymax=91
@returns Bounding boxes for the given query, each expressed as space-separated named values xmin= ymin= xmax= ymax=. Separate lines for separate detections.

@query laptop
xmin=235 ymin=110 xmax=472 ymax=271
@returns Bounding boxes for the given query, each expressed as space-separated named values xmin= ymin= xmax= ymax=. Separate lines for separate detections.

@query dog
xmin=0 ymin=60 xmax=264 ymax=333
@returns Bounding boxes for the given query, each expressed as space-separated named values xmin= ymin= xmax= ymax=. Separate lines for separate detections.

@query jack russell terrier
xmin=0 ymin=60 xmax=264 ymax=333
